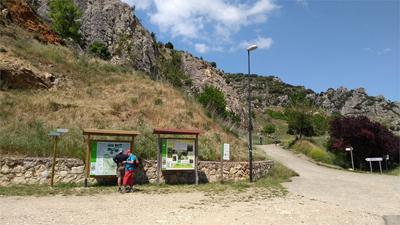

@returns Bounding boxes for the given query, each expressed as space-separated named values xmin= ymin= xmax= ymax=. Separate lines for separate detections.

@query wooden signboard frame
xmin=82 ymin=129 xmax=140 ymax=188
xmin=153 ymin=128 xmax=205 ymax=186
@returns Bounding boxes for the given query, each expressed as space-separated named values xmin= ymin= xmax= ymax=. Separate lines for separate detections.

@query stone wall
xmin=0 ymin=157 xmax=274 ymax=186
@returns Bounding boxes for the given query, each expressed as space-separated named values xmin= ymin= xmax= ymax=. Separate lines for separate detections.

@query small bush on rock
xmin=88 ymin=40 xmax=111 ymax=60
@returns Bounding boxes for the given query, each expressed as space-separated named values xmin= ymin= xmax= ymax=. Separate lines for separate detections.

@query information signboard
xmin=223 ymin=143 xmax=230 ymax=160
xmin=90 ymin=142 xmax=130 ymax=176
xmin=161 ymin=139 xmax=195 ymax=170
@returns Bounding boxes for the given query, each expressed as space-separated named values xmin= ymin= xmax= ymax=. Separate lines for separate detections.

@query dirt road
xmin=260 ymin=144 xmax=400 ymax=220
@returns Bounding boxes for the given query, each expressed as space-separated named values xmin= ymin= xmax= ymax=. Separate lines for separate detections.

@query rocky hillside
xmin=34 ymin=0 xmax=248 ymax=127
xmin=2 ymin=0 xmax=399 ymax=133
xmin=226 ymin=73 xmax=400 ymax=133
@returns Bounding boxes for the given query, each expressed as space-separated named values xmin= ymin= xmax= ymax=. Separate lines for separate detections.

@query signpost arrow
xmin=47 ymin=132 xmax=60 ymax=136
xmin=54 ymin=129 xmax=68 ymax=133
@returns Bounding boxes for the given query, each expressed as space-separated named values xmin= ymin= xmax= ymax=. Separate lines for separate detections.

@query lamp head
xmin=247 ymin=45 xmax=257 ymax=52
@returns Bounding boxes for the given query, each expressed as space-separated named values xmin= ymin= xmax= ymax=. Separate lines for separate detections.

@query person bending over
xmin=113 ymin=149 xmax=128 ymax=193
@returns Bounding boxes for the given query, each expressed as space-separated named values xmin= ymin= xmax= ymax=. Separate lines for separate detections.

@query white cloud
xmin=363 ymin=47 xmax=373 ymax=52
xmin=231 ymin=36 xmax=273 ymax=52
xmin=123 ymin=0 xmax=152 ymax=10
xmin=147 ymin=0 xmax=279 ymax=41
xmin=255 ymin=29 xmax=261 ymax=32
xmin=379 ymin=48 xmax=392 ymax=54
xmin=194 ymin=43 xmax=224 ymax=53
xmin=296 ymin=0 xmax=308 ymax=8
xmin=195 ymin=43 xmax=208 ymax=53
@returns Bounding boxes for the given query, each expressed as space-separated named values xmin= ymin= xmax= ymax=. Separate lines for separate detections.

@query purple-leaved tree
xmin=328 ymin=115 xmax=399 ymax=170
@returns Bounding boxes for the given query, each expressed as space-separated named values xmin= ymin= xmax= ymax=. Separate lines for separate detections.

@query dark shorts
xmin=116 ymin=165 xmax=125 ymax=178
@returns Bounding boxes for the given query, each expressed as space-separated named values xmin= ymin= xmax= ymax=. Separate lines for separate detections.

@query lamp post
xmin=247 ymin=44 xmax=257 ymax=183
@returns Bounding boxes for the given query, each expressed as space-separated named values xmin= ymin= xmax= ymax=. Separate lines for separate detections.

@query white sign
xmin=345 ymin=147 xmax=353 ymax=151
xmin=365 ymin=157 xmax=383 ymax=162
xmin=47 ymin=132 xmax=60 ymax=136
xmin=55 ymin=129 xmax=68 ymax=133
xmin=223 ymin=143 xmax=230 ymax=160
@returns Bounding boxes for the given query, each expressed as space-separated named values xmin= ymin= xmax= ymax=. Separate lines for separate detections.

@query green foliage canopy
xmin=88 ymin=40 xmax=111 ymax=60
xmin=265 ymin=109 xmax=285 ymax=120
xmin=48 ymin=0 xmax=83 ymax=43
xmin=284 ymin=93 xmax=317 ymax=138
xmin=198 ymin=85 xmax=227 ymax=116
xmin=158 ymin=49 xmax=189 ymax=88
xmin=263 ymin=125 xmax=276 ymax=134
xmin=165 ymin=42 xmax=174 ymax=49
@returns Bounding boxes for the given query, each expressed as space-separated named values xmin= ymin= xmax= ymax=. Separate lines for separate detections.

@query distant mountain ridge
xmin=226 ymin=73 xmax=400 ymax=133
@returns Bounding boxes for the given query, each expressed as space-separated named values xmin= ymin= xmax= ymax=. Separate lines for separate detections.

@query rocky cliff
xmin=179 ymin=52 xmax=247 ymax=126
xmin=38 ymin=0 xmax=157 ymax=76
xmin=36 ymin=0 xmax=247 ymax=125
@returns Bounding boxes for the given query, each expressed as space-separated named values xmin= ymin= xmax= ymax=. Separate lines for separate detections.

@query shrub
xmin=265 ymin=109 xmax=285 ymax=120
xmin=1 ymin=1 xmax=8 ymax=9
xmin=225 ymin=110 xmax=241 ymax=123
xmin=165 ymin=42 xmax=174 ymax=49
xmin=154 ymin=98 xmax=163 ymax=105
xmin=211 ymin=62 xmax=216 ymax=68
xmin=102 ymin=64 xmax=119 ymax=73
xmin=32 ymin=33 xmax=40 ymax=40
xmin=225 ymin=78 xmax=230 ymax=84
xmin=309 ymin=149 xmax=327 ymax=162
xmin=158 ymin=50 xmax=188 ymax=88
xmin=198 ymin=85 xmax=226 ymax=117
xmin=263 ymin=125 xmax=276 ymax=134
xmin=88 ymin=40 xmax=111 ymax=60
xmin=131 ymin=98 xmax=138 ymax=104
xmin=150 ymin=32 xmax=156 ymax=42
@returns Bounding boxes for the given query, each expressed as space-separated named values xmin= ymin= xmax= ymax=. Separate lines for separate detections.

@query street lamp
xmin=247 ymin=44 xmax=257 ymax=183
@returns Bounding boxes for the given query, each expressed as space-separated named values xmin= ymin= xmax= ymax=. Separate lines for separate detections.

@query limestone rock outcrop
xmin=38 ymin=0 xmax=157 ymax=76
xmin=179 ymin=52 xmax=247 ymax=127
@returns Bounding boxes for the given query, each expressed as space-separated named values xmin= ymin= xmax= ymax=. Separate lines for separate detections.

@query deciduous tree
xmin=328 ymin=115 xmax=399 ymax=170
xmin=284 ymin=93 xmax=316 ymax=138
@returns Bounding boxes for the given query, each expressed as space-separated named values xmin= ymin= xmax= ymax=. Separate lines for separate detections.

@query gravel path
xmin=0 ymin=191 xmax=383 ymax=224
xmin=260 ymin=144 xmax=400 ymax=218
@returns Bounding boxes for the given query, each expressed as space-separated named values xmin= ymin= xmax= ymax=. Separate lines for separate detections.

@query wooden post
xmin=50 ymin=136 xmax=58 ymax=187
xmin=195 ymin=134 xmax=199 ymax=185
xmin=131 ymin=135 xmax=135 ymax=153
xmin=84 ymin=135 xmax=91 ymax=188
xmin=156 ymin=133 xmax=161 ymax=187
xmin=220 ymin=140 xmax=223 ymax=184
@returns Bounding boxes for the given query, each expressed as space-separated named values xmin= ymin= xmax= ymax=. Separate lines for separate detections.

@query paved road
xmin=260 ymin=144 xmax=400 ymax=219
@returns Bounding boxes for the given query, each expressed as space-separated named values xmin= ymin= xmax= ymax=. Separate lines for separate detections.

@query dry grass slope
xmin=0 ymin=24 xmax=267 ymax=162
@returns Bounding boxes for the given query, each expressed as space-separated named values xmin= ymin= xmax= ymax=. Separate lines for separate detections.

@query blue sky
xmin=122 ymin=0 xmax=399 ymax=102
